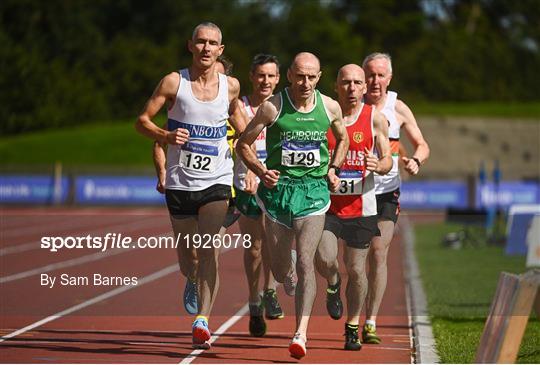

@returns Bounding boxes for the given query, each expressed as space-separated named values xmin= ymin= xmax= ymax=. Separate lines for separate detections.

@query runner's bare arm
xmin=236 ymin=96 xmax=281 ymax=188
xmin=227 ymin=77 xmax=247 ymax=134
xmin=324 ymin=96 xmax=349 ymax=192
xmin=325 ymin=97 xmax=349 ymax=168
xmin=244 ymin=169 xmax=258 ymax=194
xmin=229 ymin=99 xmax=258 ymax=194
xmin=136 ymin=72 xmax=189 ymax=146
xmin=153 ymin=122 xmax=168 ymax=194
xmin=153 ymin=142 xmax=166 ymax=194
xmin=396 ymin=99 xmax=430 ymax=175
xmin=236 ymin=101 xmax=262 ymax=194
xmin=369 ymin=109 xmax=392 ymax=174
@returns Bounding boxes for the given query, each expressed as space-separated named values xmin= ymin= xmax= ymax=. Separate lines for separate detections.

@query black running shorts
xmin=223 ymin=197 xmax=240 ymax=228
xmin=324 ymin=214 xmax=380 ymax=249
xmin=165 ymin=184 xmax=232 ymax=219
xmin=376 ymin=188 xmax=400 ymax=223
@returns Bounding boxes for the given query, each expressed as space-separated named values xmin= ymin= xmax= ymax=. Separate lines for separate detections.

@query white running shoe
xmin=289 ymin=332 xmax=307 ymax=359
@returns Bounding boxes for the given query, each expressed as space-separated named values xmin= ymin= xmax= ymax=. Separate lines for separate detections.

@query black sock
xmin=328 ymin=276 xmax=341 ymax=291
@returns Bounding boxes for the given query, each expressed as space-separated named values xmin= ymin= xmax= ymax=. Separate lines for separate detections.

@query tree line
xmin=1 ymin=0 xmax=538 ymax=135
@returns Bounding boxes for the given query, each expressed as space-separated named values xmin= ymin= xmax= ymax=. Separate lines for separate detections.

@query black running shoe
xmin=249 ymin=302 xmax=267 ymax=337
xmin=326 ymin=276 xmax=343 ymax=320
xmin=344 ymin=323 xmax=362 ymax=351
xmin=262 ymin=289 xmax=284 ymax=320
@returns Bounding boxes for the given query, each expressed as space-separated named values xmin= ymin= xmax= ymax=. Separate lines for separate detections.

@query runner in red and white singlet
xmin=315 ymin=64 xmax=392 ymax=351
xmin=327 ymin=103 xmax=376 ymax=218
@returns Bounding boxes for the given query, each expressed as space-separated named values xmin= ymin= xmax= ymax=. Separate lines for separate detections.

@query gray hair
xmin=362 ymin=52 xmax=392 ymax=74
xmin=192 ymin=22 xmax=222 ymax=44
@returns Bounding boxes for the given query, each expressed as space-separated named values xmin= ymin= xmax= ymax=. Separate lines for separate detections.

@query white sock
xmin=365 ymin=319 xmax=376 ymax=328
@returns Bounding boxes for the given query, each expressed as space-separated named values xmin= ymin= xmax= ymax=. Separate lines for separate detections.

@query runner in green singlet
xmin=236 ymin=52 xmax=349 ymax=359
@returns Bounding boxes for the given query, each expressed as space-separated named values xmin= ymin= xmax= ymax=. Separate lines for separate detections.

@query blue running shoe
xmin=183 ymin=280 xmax=198 ymax=315
xmin=192 ymin=316 xmax=211 ymax=349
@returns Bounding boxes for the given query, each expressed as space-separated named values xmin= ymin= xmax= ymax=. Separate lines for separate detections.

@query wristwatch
xmin=412 ymin=157 xmax=421 ymax=167
xmin=329 ymin=164 xmax=341 ymax=176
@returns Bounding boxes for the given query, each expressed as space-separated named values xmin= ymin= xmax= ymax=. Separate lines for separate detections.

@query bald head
xmin=335 ymin=63 xmax=366 ymax=112
xmin=337 ymin=64 xmax=365 ymax=81
xmin=287 ymin=52 xmax=322 ymax=102
xmin=291 ymin=52 xmax=320 ymax=72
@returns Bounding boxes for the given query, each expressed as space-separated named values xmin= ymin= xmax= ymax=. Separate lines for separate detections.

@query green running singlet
xmin=265 ymin=88 xmax=331 ymax=178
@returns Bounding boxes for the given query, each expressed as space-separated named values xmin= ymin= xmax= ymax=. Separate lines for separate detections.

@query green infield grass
xmin=1 ymin=104 xmax=538 ymax=169
xmin=0 ymin=117 xmax=167 ymax=169
xmin=414 ymin=222 xmax=539 ymax=363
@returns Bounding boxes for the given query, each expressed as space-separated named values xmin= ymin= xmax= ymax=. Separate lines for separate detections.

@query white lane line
xmin=404 ymin=250 xmax=416 ymax=364
xmin=2 ymin=210 xmax=161 ymax=239
xmin=401 ymin=215 xmax=440 ymax=364
xmin=401 ymin=216 xmax=417 ymax=364
xmin=367 ymin=346 xmax=412 ymax=351
xmin=1 ymin=208 xmax=167 ymax=216
xmin=179 ymin=304 xmax=249 ymax=365
xmin=179 ymin=227 xmax=418 ymax=365
xmin=1 ymin=243 xmax=244 ymax=364
xmin=1 ymin=242 xmax=47 ymax=256
xmin=5 ymin=328 xmax=410 ymax=337
xmin=0 ymin=248 xmax=129 ymax=284
xmin=0 ymin=264 xmax=178 ymax=343
xmin=0 ymin=231 xmax=172 ymax=283
xmin=3 ymin=339 xmax=177 ymax=347
xmin=1 ymin=216 xmax=142 ymax=240
xmin=0 ymin=219 xmax=170 ymax=256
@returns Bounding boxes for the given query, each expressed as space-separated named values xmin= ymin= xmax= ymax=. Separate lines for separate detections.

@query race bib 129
xmin=281 ymin=141 xmax=321 ymax=167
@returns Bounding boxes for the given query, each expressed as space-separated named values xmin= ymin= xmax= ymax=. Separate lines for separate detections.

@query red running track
xmin=0 ymin=207 xmax=415 ymax=363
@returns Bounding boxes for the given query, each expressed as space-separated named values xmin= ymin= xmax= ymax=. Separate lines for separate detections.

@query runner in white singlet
xmin=361 ymin=52 xmax=430 ymax=344
xmin=233 ymin=54 xmax=285 ymax=337
xmin=136 ymin=22 xmax=248 ymax=350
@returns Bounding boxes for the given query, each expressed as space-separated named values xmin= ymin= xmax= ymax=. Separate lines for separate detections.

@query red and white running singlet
xmin=327 ymin=103 xmax=376 ymax=218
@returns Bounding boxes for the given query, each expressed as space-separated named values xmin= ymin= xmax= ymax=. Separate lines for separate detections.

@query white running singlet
xmin=374 ymin=91 xmax=401 ymax=194
xmin=165 ymin=68 xmax=232 ymax=191
xmin=233 ymin=95 xmax=267 ymax=191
